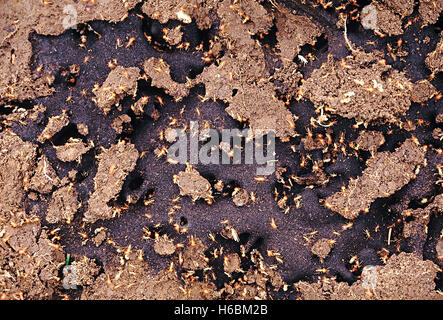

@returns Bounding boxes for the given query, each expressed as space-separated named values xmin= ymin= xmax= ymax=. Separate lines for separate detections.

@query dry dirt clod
xmin=361 ymin=1 xmax=404 ymax=36
xmin=411 ymin=80 xmax=436 ymax=103
xmin=325 ymin=139 xmax=425 ymax=219
xmin=295 ymin=252 xmax=441 ymax=300
xmin=142 ymin=57 xmax=190 ymax=101
xmin=0 ymin=131 xmax=36 ymax=223
xmin=154 ymin=235 xmax=176 ymax=256
xmin=46 ymin=185 xmax=80 ymax=224
xmin=426 ymin=33 xmax=443 ymax=74
xmin=141 ymin=0 xmax=213 ymax=29
xmin=224 ymin=253 xmax=242 ymax=273
xmin=84 ymin=142 xmax=139 ymax=223
xmin=92 ymin=228 xmax=108 ymax=247
xmin=28 ymin=155 xmax=60 ymax=194
xmin=182 ymin=238 xmax=208 ymax=270
xmin=111 ymin=114 xmax=132 ymax=134
xmin=232 ymin=188 xmax=249 ymax=207
xmin=311 ymin=238 xmax=334 ymax=259
xmin=37 ymin=112 xmax=69 ymax=143
xmin=301 ymin=50 xmax=413 ymax=123
xmin=77 ymin=123 xmax=89 ymax=136
xmin=355 ymin=130 xmax=385 ymax=154
xmin=419 ymin=0 xmax=443 ymax=26
xmin=173 ymin=165 xmax=212 ymax=202
xmin=54 ymin=139 xmax=92 ymax=162
xmin=437 ymin=239 xmax=443 ymax=260
xmin=69 ymin=257 xmax=100 ymax=287
xmin=94 ymin=66 xmax=140 ymax=115
xmin=275 ymin=6 xmax=323 ymax=66
xmin=163 ymin=26 xmax=183 ymax=46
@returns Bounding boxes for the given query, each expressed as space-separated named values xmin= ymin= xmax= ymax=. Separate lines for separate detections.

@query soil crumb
xmin=141 ymin=0 xmax=213 ymax=29
xmin=311 ymin=238 xmax=334 ymax=259
xmin=411 ymin=80 xmax=436 ymax=103
xmin=174 ymin=165 xmax=212 ymax=202
xmin=355 ymin=130 xmax=385 ymax=154
xmin=37 ymin=112 xmax=69 ymax=143
xmin=54 ymin=139 xmax=92 ymax=162
xmin=0 ymin=131 xmax=36 ymax=223
xmin=94 ymin=66 xmax=139 ymax=115
xmin=46 ymin=185 xmax=80 ymax=224
xmin=84 ymin=141 xmax=139 ymax=223
xmin=29 ymin=155 xmax=60 ymax=194
xmin=419 ymin=0 xmax=443 ymax=26
xmin=142 ymin=57 xmax=190 ymax=101
xmin=300 ymin=50 xmax=413 ymax=122
xmin=154 ymin=235 xmax=176 ymax=256
xmin=325 ymin=139 xmax=425 ymax=219
xmin=111 ymin=114 xmax=132 ymax=134
xmin=182 ymin=238 xmax=208 ymax=270
xmin=295 ymin=252 xmax=441 ymax=300
xmin=224 ymin=253 xmax=242 ymax=273
xmin=232 ymin=188 xmax=249 ymax=207
xmin=275 ymin=6 xmax=323 ymax=66
xmin=69 ymin=257 xmax=100 ymax=287
xmin=426 ymin=33 xmax=443 ymax=74
xmin=163 ymin=26 xmax=183 ymax=46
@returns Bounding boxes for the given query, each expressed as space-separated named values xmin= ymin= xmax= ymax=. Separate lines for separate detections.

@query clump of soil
xmin=0 ymin=223 xmax=65 ymax=299
xmin=325 ymin=139 xmax=425 ymax=219
xmin=411 ymin=80 xmax=436 ymax=103
xmin=361 ymin=1 xmax=404 ymax=36
xmin=426 ymin=33 xmax=443 ymax=74
xmin=141 ymin=0 xmax=213 ymax=29
xmin=46 ymin=185 xmax=80 ymax=224
xmin=69 ymin=257 xmax=100 ymax=287
xmin=301 ymin=49 xmax=414 ymax=123
xmin=402 ymin=194 xmax=443 ymax=255
xmin=295 ymin=253 xmax=441 ymax=300
xmin=224 ymin=253 xmax=242 ymax=273
xmin=28 ymin=155 xmax=60 ymax=194
xmin=0 ymin=0 xmax=141 ymax=104
xmin=232 ymin=188 xmax=249 ymax=207
xmin=437 ymin=239 xmax=443 ymax=259
xmin=154 ymin=235 xmax=176 ymax=256
xmin=77 ymin=123 xmax=89 ymax=136
xmin=382 ymin=0 xmax=415 ymax=17
xmin=84 ymin=142 xmax=139 ymax=223
xmin=37 ymin=112 xmax=69 ymax=143
xmin=111 ymin=114 xmax=132 ymax=134
xmin=275 ymin=6 xmax=323 ymax=65
xmin=130 ymin=96 xmax=150 ymax=116
xmin=143 ymin=57 xmax=190 ymax=101
xmin=311 ymin=238 xmax=334 ymax=259
xmin=54 ymin=139 xmax=92 ymax=162
xmin=173 ymin=165 xmax=212 ymax=202
xmin=419 ymin=0 xmax=443 ymax=26
xmin=94 ymin=66 xmax=140 ymax=115
xmin=354 ymin=130 xmax=385 ymax=154
xmin=0 ymin=131 xmax=36 ymax=223
xmin=163 ymin=26 xmax=183 ymax=46
xmin=92 ymin=228 xmax=108 ymax=247
xmin=182 ymin=237 xmax=208 ymax=270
